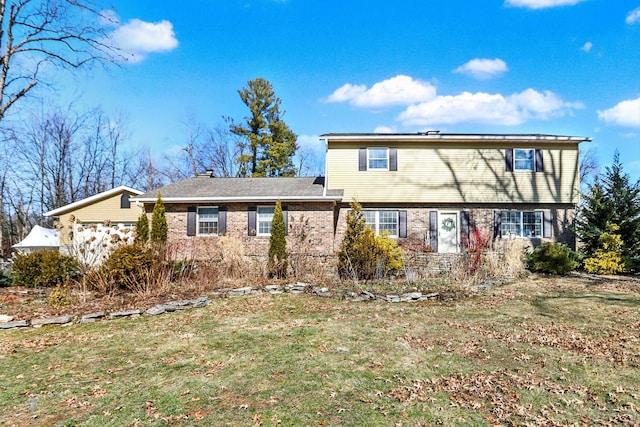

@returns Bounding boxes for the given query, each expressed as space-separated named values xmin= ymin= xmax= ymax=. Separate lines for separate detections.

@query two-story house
xmin=132 ymin=132 xmax=588 ymax=258
xmin=324 ymin=132 xmax=587 ymax=252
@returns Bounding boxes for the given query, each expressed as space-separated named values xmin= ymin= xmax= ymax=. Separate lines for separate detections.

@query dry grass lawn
xmin=1 ymin=273 xmax=639 ymax=426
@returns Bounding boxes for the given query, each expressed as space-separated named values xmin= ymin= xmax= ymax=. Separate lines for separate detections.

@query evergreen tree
xmin=576 ymin=152 xmax=640 ymax=260
xmin=150 ymin=194 xmax=168 ymax=244
xmin=230 ymin=78 xmax=298 ymax=177
xmin=338 ymin=201 xmax=367 ymax=279
xmin=268 ymin=200 xmax=287 ymax=278
xmin=135 ymin=212 xmax=149 ymax=244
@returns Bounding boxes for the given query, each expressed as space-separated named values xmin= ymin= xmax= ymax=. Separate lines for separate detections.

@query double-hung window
xmin=257 ymin=206 xmax=275 ymax=236
xmin=364 ymin=210 xmax=399 ymax=237
xmin=501 ymin=211 xmax=542 ymax=238
xmin=514 ymin=149 xmax=535 ymax=171
xmin=368 ymin=148 xmax=389 ymax=170
xmin=197 ymin=207 xmax=219 ymax=235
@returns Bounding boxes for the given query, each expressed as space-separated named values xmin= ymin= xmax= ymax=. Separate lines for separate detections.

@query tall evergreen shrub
xmin=135 ymin=212 xmax=149 ymax=244
xmin=150 ymin=194 xmax=168 ymax=244
xmin=268 ymin=199 xmax=288 ymax=278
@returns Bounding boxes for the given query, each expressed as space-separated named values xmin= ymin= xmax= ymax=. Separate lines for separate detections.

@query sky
xmin=33 ymin=0 xmax=640 ymax=180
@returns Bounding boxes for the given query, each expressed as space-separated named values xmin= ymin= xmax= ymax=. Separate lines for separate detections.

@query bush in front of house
xmin=0 ymin=267 xmax=12 ymax=287
xmin=12 ymin=251 xmax=79 ymax=288
xmin=98 ymin=243 xmax=154 ymax=290
xmin=526 ymin=242 xmax=580 ymax=275
xmin=268 ymin=199 xmax=288 ymax=278
xmin=338 ymin=201 xmax=404 ymax=280
xmin=583 ymin=223 xmax=629 ymax=275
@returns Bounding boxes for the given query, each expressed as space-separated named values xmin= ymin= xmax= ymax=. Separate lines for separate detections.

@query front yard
xmin=1 ymin=274 xmax=639 ymax=426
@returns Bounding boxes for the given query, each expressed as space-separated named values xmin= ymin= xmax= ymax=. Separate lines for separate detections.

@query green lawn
xmin=1 ymin=274 xmax=639 ymax=426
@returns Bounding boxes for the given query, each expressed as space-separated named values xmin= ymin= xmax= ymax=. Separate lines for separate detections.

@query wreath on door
xmin=441 ymin=217 xmax=456 ymax=232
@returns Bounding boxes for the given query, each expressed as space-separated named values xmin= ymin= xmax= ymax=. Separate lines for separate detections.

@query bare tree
xmin=580 ymin=147 xmax=599 ymax=188
xmin=0 ymin=0 xmax=117 ymax=122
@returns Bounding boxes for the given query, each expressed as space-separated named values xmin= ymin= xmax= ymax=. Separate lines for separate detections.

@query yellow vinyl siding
xmin=326 ymin=141 xmax=579 ymax=204
xmin=55 ymin=193 xmax=142 ymax=246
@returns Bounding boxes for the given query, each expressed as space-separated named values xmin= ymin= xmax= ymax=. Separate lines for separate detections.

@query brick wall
xmin=160 ymin=202 xmax=337 ymax=260
xmin=152 ymin=202 xmax=576 ymax=261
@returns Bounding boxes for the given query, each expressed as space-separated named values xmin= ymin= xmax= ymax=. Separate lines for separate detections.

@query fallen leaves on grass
xmin=445 ymin=321 xmax=640 ymax=366
xmin=389 ymin=370 xmax=638 ymax=425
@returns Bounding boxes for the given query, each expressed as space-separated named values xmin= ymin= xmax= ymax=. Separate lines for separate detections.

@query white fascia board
xmin=130 ymin=195 xmax=343 ymax=204
xmin=322 ymin=133 xmax=591 ymax=143
xmin=44 ymin=186 xmax=143 ymax=217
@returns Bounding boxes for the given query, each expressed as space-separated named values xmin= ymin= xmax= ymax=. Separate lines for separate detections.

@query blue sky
xmin=45 ymin=0 xmax=640 ymax=180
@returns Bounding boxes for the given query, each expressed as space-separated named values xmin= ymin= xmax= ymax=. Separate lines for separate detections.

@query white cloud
xmin=454 ymin=58 xmax=508 ymax=80
xmin=324 ymin=75 xmax=436 ymax=108
xmin=373 ymin=126 xmax=397 ymax=133
xmin=581 ymin=42 xmax=593 ymax=52
xmin=398 ymin=89 xmax=582 ymax=126
xmin=626 ymin=7 xmax=640 ymax=24
xmin=505 ymin=0 xmax=585 ymax=9
xmin=110 ymin=18 xmax=178 ymax=63
xmin=597 ymin=97 xmax=640 ymax=128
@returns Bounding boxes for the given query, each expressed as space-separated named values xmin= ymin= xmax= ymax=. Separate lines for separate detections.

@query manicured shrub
xmin=338 ymin=201 xmax=404 ymax=280
xmin=150 ymin=193 xmax=168 ymax=245
xmin=100 ymin=243 xmax=154 ymax=290
xmin=583 ymin=224 xmax=629 ymax=275
xmin=135 ymin=212 xmax=149 ymax=244
xmin=526 ymin=242 xmax=579 ymax=275
xmin=268 ymin=199 xmax=288 ymax=278
xmin=12 ymin=250 xmax=79 ymax=288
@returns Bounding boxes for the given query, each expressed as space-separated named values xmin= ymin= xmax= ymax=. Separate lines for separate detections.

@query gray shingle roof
xmin=133 ymin=176 xmax=342 ymax=203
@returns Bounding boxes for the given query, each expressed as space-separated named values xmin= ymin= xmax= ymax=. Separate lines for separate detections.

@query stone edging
xmin=0 ymin=282 xmax=441 ymax=331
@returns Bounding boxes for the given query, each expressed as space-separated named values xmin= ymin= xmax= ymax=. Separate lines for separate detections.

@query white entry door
xmin=438 ymin=212 xmax=459 ymax=253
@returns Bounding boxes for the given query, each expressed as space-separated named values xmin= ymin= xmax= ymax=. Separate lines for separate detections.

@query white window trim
xmin=257 ymin=206 xmax=275 ymax=236
xmin=501 ymin=210 xmax=542 ymax=238
xmin=367 ymin=147 xmax=389 ymax=171
xmin=364 ymin=209 xmax=399 ymax=238
xmin=197 ymin=206 xmax=219 ymax=236
xmin=514 ymin=148 xmax=535 ymax=172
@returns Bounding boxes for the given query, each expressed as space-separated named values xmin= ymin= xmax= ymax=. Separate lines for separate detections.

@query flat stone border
xmin=0 ymin=282 xmax=448 ymax=331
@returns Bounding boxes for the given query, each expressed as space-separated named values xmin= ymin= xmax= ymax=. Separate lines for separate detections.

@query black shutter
xmin=120 ymin=194 xmax=131 ymax=209
xmin=187 ymin=206 xmax=196 ymax=236
xmin=429 ymin=210 xmax=438 ymax=252
xmin=460 ymin=210 xmax=470 ymax=244
xmin=535 ymin=149 xmax=544 ymax=172
xmin=543 ymin=210 xmax=552 ymax=238
xmin=398 ymin=210 xmax=407 ymax=238
xmin=493 ymin=211 xmax=502 ymax=238
xmin=359 ymin=148 xmax=367 ymax=171
xmin=389 ymin=148 xmax=397 ymax=171
xmin=283 ymin=205 xmax=288 ymax=236
xmin=505 ymin=148 xmax=514 ymax=172
xmin=248 ymin=206 xmax=256 ymax=236
xmin=218 ymin=207 xmax=227 ymax=235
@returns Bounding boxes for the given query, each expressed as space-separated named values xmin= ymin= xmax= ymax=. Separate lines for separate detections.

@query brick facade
xmin=149 ymin=202 xmax=575 ymax=261
xmin=152 ymin=202 xmax=337 ymax=260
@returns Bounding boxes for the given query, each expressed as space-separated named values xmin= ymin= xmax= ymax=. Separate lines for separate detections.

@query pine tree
xmin=230 ymin=77 xmax=298 ymax=177
xmin=268 ymin=200 xmax=287 ymax=278
xmin=576 ymin=151 xmax=640 ymax=260
xmin=150 ymin=194 xmax=168 ymax=244
xmin=135 ymin=212 xmax=149 ymax=244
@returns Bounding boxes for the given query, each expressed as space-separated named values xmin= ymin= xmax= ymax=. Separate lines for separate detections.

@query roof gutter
xmin=130 ymin=195 xmax=344 ymax=204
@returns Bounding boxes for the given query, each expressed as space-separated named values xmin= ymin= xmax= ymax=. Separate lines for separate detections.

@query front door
xmin=438 ymin=212 xmax=459 ymax=253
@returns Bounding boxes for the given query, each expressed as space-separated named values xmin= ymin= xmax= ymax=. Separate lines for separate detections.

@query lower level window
xmin=198 ymin=207 xmax=219 ymax=235
xmin=257 ymin=206 xmax=275 ymax=236
xmin=364 ymin=210 xmax=398 ymax=237
xmin=501 ymin=211 xmax=542 ymax=238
